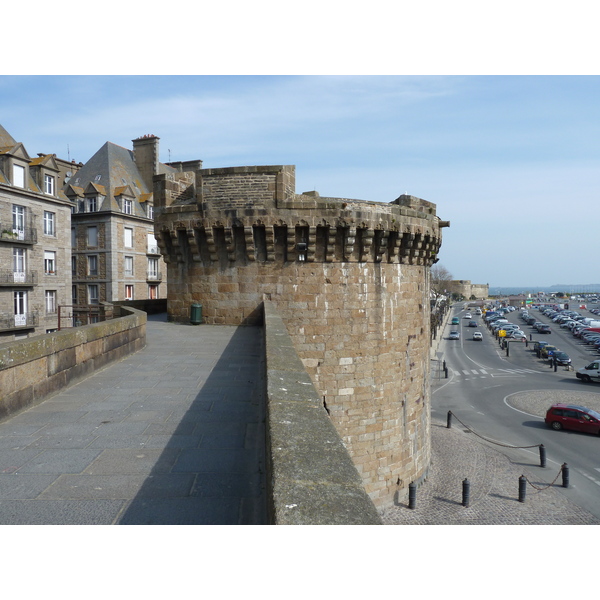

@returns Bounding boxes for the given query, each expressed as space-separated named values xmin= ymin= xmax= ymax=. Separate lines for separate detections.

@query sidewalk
xmin=380 ymin=365 xmax=600 ymax=525
xmin=0 ymin=314 xmax=267 ymax=525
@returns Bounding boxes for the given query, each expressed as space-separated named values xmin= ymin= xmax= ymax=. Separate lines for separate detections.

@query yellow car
xmin=540 ymin=345 xmax=558 ymax=359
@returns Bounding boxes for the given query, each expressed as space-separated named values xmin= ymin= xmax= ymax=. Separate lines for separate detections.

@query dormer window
xmin=87 ymin=197 xmax=97 ymax=213
xmin=123 ymin=199 xmax=133 ymax=215
xmin=13 ymin=164 xmax=25 ymax=188
xmin=147 ymin=204 xmax=154 ymax=219
xmin=44 ymin=174 xmax=55 ymax=195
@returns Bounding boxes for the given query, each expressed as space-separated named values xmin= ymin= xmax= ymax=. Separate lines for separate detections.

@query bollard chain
xmin=520 ymin=465 xmax=565 ymax=491
xmin=447 ymin=411 xmax=541 ymax=449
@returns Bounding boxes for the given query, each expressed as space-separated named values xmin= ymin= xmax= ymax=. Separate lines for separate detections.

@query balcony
xmin=0 ymin=311 xmax=39 ymax=332
xmin=146 ymin=271 xmax=163 ymax=282
xmin=0 ymin=227 xmax=37 ymax=245
xmin=0 ymin=270 xmax=38 ymax=286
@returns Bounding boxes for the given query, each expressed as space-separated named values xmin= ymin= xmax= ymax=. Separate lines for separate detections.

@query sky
xmin=3 ymin=74 xmax=599 ymax=289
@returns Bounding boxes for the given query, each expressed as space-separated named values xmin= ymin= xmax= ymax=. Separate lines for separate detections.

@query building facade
xmin=154 ymin=163 xmax=445 ymax=508
xmin=65 ymin=136 xmax=171 ymax=310
xmin=0 ymin=125 xmax=74 ymax=340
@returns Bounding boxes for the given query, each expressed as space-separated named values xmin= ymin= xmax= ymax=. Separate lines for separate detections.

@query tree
xmin=430 ymin=264 xmax=453 ymax=299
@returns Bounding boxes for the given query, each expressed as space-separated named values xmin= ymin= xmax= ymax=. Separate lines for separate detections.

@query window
xmin=13 ymin=164 xmax=25 ymax=188
xmin=13 ymin=248 xmax=25 ymax=283
xmin=71 ymin=228 xmax=76 ymax=248
xmin=12 ymin=205 xmax=25 ymax=238
xmin=44 ymin=251 xmax=56 ymax=274
xmin=14 ymin=291 xmax=27 ymax=326
xmin=88 ymin=284 xmax=99 ymax=304
xmin=147 ymin=233 xmax=158 ymax=254
xmin=44 ymin=174 xmax=55 ymax=195
xmin=147 ymin=205 xmax=154 ymax=219
xmin=72 ymin=256 xmax=77 ymax=276
xmin=125 ymin=284 xmax=134 ymax=300
xmin=72 ymin=285 xmax=77 ymax=304
xmin=124 ymin=227 xmax=133 ymax=248
xmin=87 ymin=255 xmax=98 ymax=276
xmin=45 ymin=290 xmax=57 ymax=314
xmin=124 ymin=256 xmax=133 ymax=276
xmin=13 ymin=248 xmax=25 ymax=273
xmin=123 ymin=199 xmax=133 ymax=215
xmin=147 ymin=257 xmax=159 ymax=279
xmin=43 ymin=211 xmax=55 ymax=236
xmin=87 ymin=226 xmax=98 ymax=247
xmin=148 ymin=284 xmax=159 ymax=300
xmin=87 ymin=197 xmax=97 ymax=212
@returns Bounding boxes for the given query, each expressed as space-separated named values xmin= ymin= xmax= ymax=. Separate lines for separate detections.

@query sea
xmin=489 ymin=284 xmax=600 ymax=296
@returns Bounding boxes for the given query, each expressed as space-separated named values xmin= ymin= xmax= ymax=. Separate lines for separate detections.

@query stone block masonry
xmin=153 ymin=163 xmax=446 ymax=509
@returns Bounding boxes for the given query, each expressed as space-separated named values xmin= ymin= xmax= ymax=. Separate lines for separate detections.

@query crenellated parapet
xmin=154 ymin=165 xmax=444 ymax=268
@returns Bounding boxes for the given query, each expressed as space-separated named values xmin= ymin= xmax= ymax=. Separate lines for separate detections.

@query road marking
xmin=581 ymin=471 xmax=600 ymax=487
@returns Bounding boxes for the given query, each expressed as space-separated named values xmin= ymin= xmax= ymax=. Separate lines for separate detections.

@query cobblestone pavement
xmin=381 ymin=387 xmax=600 ymax=525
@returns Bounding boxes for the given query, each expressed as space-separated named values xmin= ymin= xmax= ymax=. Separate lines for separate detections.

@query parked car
xmin=540 ymin=345 xmax=559 ymax=358
xmin=449 ymin=331 xmax=460 ymax=340
xmin=545 ymin=404 xmax=600 ymax=434
xmin=553 ymin=351 xmax=571 ymax=365
xmin=472 ymin=331 xmax=483 ymax=341
xmin=506 ymin=331 xmax=527 ymax=340
xmin=537 ymin=324 xmax=551 ymax=334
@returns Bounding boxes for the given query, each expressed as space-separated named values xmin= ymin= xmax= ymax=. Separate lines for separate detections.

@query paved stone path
xmin=0 ymin=314 xmax=267 ymax=525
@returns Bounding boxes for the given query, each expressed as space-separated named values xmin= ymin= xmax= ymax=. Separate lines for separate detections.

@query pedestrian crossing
xmin=448 ymin=367 xmax=539 ymax=378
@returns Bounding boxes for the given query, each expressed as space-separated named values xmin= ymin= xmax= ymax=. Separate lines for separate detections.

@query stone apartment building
xmin=0 ymin=125 xmax=74 ymax=340
xmin=65 ymin=135 xmax=173 ymax=309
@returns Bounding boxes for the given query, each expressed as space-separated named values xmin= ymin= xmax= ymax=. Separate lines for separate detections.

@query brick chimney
xmin=132 ymin=134 xmax=160 ymax=191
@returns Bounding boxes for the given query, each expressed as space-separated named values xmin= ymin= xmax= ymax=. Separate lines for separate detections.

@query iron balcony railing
xmin=0 ymin=311 xmax=39 ymax=331
xmin=0 ymin=226 xmax=37 ymax=245
xmin=0 ymin=270 xmax=38 ymax=286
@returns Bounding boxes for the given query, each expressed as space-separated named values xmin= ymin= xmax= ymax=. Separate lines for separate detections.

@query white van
xmin=576 ymin=361 xmax=600 ymax=383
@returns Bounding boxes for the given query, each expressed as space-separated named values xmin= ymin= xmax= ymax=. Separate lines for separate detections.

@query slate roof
xmin=65 ymin=141 xmax=166 ymax=217
xmin=0 ymin=124 xmax=17 ymax=150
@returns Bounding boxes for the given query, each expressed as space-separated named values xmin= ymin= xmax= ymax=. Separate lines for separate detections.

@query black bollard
xmin=408 ymin=482 xmax=416 ymax=509
xmin=539 ymin=444 xmax=546 ymax=468
xmin=447 ymin=411 xmax=452 ymax=428
xmin=518 ymin=475 xmax=527 ymax=502
xmin=462 ymin=478 xmax=470 ymax=507
xmin=562 ymin=463 xmax=570 ymax=488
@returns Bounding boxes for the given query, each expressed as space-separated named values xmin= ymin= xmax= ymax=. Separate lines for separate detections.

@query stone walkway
xmin=0 ymin=314 xmax=267 ymax=525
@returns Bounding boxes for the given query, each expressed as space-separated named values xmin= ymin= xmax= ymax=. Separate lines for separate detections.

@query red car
xmin=545 ymin=404 xmax=600 ymax=434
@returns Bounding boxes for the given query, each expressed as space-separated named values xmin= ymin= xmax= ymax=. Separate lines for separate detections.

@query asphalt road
xmin=433 ymin=303 xmax=600 ymax=520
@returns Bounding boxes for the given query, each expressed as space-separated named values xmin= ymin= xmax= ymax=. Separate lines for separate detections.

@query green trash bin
xmin=190 ymin=303 xmax=203 ymax=325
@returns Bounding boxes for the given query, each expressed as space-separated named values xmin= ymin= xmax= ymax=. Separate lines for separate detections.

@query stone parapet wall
xmin=153 ymin=163 xmax=444 ymax=508
xmin=263 ymin=298 xmax=381 ymax=524
xmin=0 ymin=306 xmax=146 ymax=421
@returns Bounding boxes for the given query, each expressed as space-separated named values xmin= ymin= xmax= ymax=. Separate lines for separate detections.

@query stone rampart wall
xmin=263 ymin=298 xmax=381 ymax=523
xmin=0 ymin=306 xmax=146 ymax=421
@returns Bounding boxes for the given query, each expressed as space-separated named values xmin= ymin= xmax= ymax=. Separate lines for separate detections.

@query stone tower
xmin=153 ymin=164 xmax=445 ymax=508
